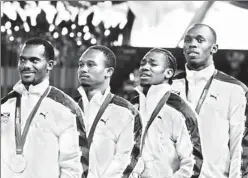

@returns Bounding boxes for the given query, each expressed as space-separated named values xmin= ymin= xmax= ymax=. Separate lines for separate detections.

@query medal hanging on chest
xmin=10 ymin=154 xmax=27 ymax=173
xmin=11 ymin=87 xmax=50 ymax=173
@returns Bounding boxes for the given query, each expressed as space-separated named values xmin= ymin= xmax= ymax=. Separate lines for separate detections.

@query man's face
xmin=78 ymin=49 xmax=109 ymax=87
xmin=18 ymin=45 xmax=51 ymax=86
xmin=139 ymin=51 xmax=168 ymax=86
xmin=183 ymin=26 xmax=216 ymax=69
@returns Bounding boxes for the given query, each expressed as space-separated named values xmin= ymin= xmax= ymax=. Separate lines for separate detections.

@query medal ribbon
xmin=185 ymin=70 xmax=217 ymax=114
xmin=15 ymin=86 xmax=51 ymax=155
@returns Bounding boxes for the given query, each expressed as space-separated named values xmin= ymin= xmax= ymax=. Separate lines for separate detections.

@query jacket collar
xmin=77 ymin=86 xmax=111 ymax=109
xmin=135 ymin=83 xmax=171 ymax=99
xmin=185 ymin=63 xmax=215 ymax=83
xmin=13 ymin=78 xmax=49 ymax=96
xmin=135 ymin=83 xmax=171 ymax=120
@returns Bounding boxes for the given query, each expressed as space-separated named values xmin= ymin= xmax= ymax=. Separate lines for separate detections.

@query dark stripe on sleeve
xmin=214 ymin=71 xmax=248 ymax=177
xmin=167 ymin=93 xmax=203 ymax=178
xmin=1 ymin=90 xmax=18 ymax=105
xmin=215 ymin=70 xmax=248 ymax=92
xmin=47 ymin=86 xmax=89 ymax=178
xmin=111 ymin=95 xmax=142 ymax=178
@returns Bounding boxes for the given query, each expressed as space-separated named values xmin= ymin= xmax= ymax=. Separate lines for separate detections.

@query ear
xmin=211 ymin=44 xmax=218 ymax=54
xmin=105 ymin=67 xmax=114 ymax=78
xmin=47 ymin=60 xmax=54 ymax=71
xmin=164 ymin=68 xmax=174 ymax=79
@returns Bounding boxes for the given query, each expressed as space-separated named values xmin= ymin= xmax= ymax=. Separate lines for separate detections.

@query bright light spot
xmin=83 ymin=32 xmax=91 ymax=40
xmin=90 ymin=38 xmax=96 ymax=44
xmin=53 ymin=32 xmax=59 ymax=39
xmin=1 ymin=26 xmax=6 ymax=32
xmin=119 ymin=19 xmax=127 ymax=29
xmin=104 ymin=1 xmax=112 ymax=6
xmin=23 ymin=22 xmax=30 ymax=32
xmin=129 ymin=73 xmax=134 ymax=81
xmin=5 ymin=21 xmax=11 ymax=29
xmin=113 ymin=41 xmax=118 ymax=46
xmin=117 ymin=34 xmax=123 ymax=45
xmin=31 ymin=19 xmax=37 ymax=27
xmin=83 ymin=26 xmax=89 ymax=33
xmin=7 ymin=29 xmax=12 ymax=35
xmin=77 ymin=32 xmax=82 ymax=37
xmin=14 ymin=26 xmax=19 ymax=31
xmin=69 ymin=32 xmax=75 ymax=38
xmin=9 ymin=36 xmax=14 ymax=41
xmin=61 ymin=27 xmax=68 ymax=35
xmin=17 ymin=37 xmax=22 ymax=42
xmin=71 ymin=24 xmax=76 ymax=29
xmin=49 ymin=24 xmax=55 ymax=32
xmin=104 ymin=29 xmax=110 ymax=36
xmin=77 ymin=41 xmax=82 ymax=46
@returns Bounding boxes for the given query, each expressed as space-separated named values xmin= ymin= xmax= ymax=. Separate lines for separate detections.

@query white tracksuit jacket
xmin=171 ymin=64 xmax=247 ymax=178
xmin=1 ymin=79 xmax=83 ymax=178
xmin=131 ymin=83 xmax=195 ymax=178
xmin=77 ymin=86 xmax=141 ymax=178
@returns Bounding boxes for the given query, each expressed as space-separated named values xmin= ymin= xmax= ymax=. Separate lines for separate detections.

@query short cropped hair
xmin=87 ymin=45 xmax=116 ymax=69
xmin=148 ymin=48 xmax=177 ymax=76
xmin=189 ymin=23 xmax=217 ymax=43
xmin=24 ymin=37 xmax=55 ymax=61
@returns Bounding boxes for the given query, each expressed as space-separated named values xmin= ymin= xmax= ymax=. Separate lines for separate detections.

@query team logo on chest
xmin=1 ymin=112 xmax=10 ymax=123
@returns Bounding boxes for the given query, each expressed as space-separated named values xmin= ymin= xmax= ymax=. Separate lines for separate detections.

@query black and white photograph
xmin=1 ymin=1 xmax=248 ymax=178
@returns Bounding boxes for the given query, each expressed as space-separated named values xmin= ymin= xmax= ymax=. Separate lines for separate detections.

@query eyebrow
xmin=78 ymin=59 xmax=97 ymax=63
xmin=185 ymin=34 xmax=205 ymax=39
xmin=146 ymin=57 xmax=157 ymax=62
xmin=18 ymin=56 xmax=40 ymax=60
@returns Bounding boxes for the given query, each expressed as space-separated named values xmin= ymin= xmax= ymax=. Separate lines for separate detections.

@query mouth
xmin=79 ymin=75 xmax=89 ymax=79
xmin=187 ymin=51 xmax=199 ymax=55
xmin=140 ymin=73 xmax=151 ymax=79
xmin=21 ymin=71 xmax=35 ymax=76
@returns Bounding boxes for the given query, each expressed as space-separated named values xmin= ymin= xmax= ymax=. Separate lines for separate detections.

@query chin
xmin=80 ymin=83 xmax=91 ymax=87
xmin=140 ymin=82 xmax=151 ymax=87
xmin=21 ymin=79 xmax=35 ymax=85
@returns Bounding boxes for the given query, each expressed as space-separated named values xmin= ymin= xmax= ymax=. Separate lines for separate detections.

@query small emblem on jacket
xmin=100 ymin=119 xmax=106 ymax=124
xmin=39 ymin=112 xmax=48 ymax=119
xmin=1 ymin=112 xmax=10 ymax=123
xmin=158 ymin=116 xmax=162 ymax=120
xmin=210 ymin=94 xmax=219 ymax=100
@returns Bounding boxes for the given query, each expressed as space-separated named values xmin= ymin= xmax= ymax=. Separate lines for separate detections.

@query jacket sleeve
xmin=229 ymin=88 xmax=246 ymax=178
xmin=101 ymin=114 xmax=134 ymax=178
xmin=59 ymin=112 xmax=83 ymax=178
xmin=171 ymin=112 xmax=195 ymax=178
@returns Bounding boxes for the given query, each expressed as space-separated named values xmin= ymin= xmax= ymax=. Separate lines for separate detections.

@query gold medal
xmin=10 ymin=155 xmax=26 ymax=173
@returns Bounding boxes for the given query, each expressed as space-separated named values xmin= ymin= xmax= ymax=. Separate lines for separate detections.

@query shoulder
xmin=1 ymin=90 xmax=18 ymax=105
xmin=166 ymin=92 xmax=198 ymax=124
xmin=171 ymin=72 xmax=187 ymax=91
xmin=46 ymin=86 xmax=83 ymax=118
xmin=214 ymin=70 xmax=248 ymax=94
xmin=110 ymin=94 xmax=139 ymax=117
xmin=173 ymin=71 xmax=186 ymax=80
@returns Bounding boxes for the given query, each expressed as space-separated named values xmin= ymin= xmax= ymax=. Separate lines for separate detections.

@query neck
xmin=24 ymin=84 xmax=30 ymax=91
xmin=141 ymin=80 xmax=169 ymax=96
xmin=22 ymin=75 xmax=49 ymax=91
xmin=83 ymin=82 xmax=109 ymax=101
xmin=187 ymin=59 xmax=213 ymax=71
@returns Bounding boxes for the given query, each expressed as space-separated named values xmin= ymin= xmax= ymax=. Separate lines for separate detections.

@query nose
xmin=79 ymin=65 xmax=88 ymax=73
xmin=188 ymin=39 xmax=197 ymax=48
xmin=20 ymin=60 xmax=32 ymax=70
xmin=140 ymin=63 xmax=150 ymax=72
